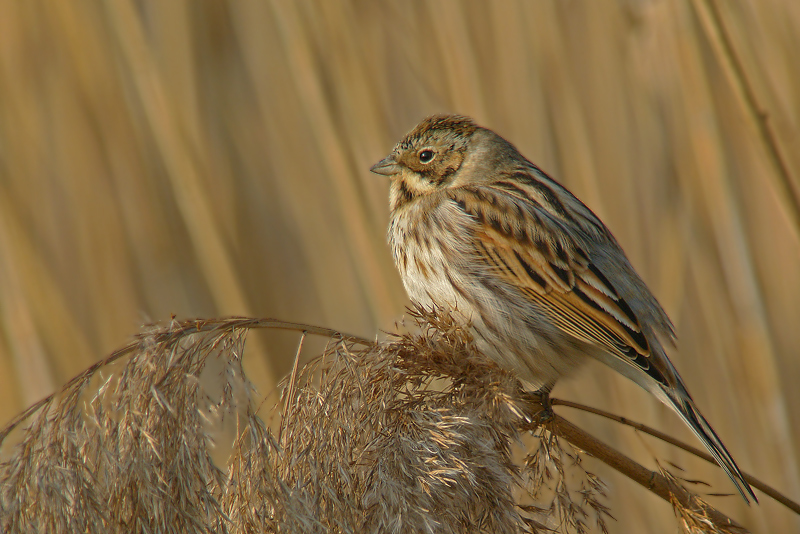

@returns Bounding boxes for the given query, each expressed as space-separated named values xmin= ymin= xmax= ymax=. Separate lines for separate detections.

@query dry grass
xmin=1 ymin=1 xmax=799 ymax=532
xmin=2 ymin=309 xmax=755 ymax=533
xmin=662 ymin=467 xmax=747 ymax=534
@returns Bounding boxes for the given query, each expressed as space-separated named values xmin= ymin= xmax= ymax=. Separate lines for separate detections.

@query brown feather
xmin=456 ymin=185 xmax=652 ymax=359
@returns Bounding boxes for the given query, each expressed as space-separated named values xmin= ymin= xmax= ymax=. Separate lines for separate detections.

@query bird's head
xmin=371 ymin=114 xmax=518 ymax=209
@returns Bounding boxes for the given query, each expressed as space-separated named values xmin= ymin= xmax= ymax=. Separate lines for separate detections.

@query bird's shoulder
xmin=443 ymin=178 xmax=598 ymax=277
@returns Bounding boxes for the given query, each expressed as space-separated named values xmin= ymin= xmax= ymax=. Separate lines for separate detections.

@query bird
xmin=370 ymin=114 xmax=757 ymax=503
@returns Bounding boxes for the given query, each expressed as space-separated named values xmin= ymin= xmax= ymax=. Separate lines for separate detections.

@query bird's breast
xmin=388 ymin=203 xmax=474 ymax=314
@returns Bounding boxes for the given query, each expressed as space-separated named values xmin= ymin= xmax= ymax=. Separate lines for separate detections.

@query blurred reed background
xmin=0 ymin=0 xmax=798 ymax=532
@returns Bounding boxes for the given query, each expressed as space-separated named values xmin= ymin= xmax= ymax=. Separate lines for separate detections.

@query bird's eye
xmin=418 ymin=149 xmax=435 ymax=164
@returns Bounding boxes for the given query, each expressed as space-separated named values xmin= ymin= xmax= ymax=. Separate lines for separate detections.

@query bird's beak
xmin=370 ymin=155 xmax=401 ymax=176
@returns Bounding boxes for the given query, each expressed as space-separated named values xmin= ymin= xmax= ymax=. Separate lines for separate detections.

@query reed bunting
xmin=371 ymin=114 xmax=756 ymax=503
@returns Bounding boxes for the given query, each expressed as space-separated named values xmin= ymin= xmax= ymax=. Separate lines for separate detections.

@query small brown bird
xmin=371 ymin=114 xmax=756 ymax=503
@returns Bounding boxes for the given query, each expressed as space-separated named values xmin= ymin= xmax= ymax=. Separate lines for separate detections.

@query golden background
xmin=0 ymin=1 xmax=798 ymax=532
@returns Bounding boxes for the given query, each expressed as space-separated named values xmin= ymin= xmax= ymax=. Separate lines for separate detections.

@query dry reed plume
xmin=1 ymin=309 xmax=771 ymax=533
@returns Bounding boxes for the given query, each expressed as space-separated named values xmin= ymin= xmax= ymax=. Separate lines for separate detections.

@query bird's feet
xmin=521 ymin=388 xmax=554 ymax=426
xmin=536 ymin=389 xmax=554 ymax=423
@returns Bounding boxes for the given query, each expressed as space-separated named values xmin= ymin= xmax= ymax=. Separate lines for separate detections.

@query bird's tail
xmin=663 ymin=388 xmax=757 ymax=504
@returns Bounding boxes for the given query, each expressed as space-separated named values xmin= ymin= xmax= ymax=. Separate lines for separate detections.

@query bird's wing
xmin=449 ymin=184 xmax=758 ymax=503
xmin=450 ymin=184 xmax=665 ymax=384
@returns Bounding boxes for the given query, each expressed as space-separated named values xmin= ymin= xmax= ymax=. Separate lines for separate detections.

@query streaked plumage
xmin=371 ymin=114 xmax=756 ymax=503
